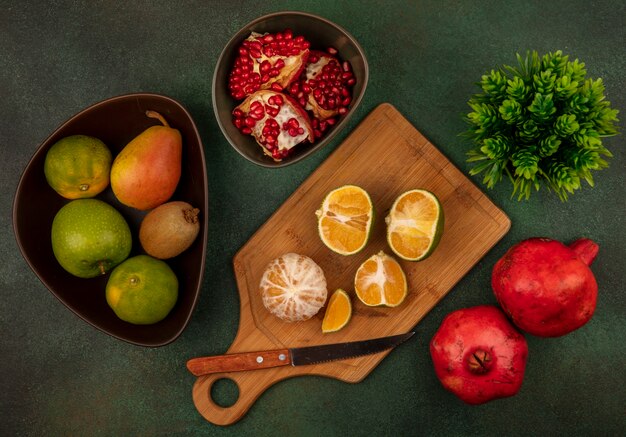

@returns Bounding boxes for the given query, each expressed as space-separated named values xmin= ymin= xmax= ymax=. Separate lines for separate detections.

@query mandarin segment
xmin=259 ymin=253 xmax=327 ymax=322
xmin=316 ymin=185 xmax=374 ymax=255
xmin=322 ymin=289 xmax=352 ymax=333
xmin=354 ymin=251 xmax=408 ymax=307
xmin=386 ymin=189 xmax=444 ymax=261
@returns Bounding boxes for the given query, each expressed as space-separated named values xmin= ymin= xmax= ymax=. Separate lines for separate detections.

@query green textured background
xmin=2 ymin=1 xmax=625 ymax=435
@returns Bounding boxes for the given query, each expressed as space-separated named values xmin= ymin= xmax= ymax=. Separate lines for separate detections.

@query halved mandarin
xmin=385 ymin=189 xmax=444 ymax=261
xmin=316 ymin=185 xmax=374 ymax=256
xmin=259 ymin=253 xmax=327 ymax=322
xmin=322 ymin=289 xmax=352 ymax=333
xmin=354 ymin=251 xmax=407 ymax=307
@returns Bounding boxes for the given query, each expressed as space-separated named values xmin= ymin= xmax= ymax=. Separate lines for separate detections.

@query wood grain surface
xmin=191 ymin=103 xmax=510 ymax=425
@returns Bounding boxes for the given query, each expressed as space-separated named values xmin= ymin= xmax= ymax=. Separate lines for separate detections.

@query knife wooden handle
xmin=186 ymin=348 xmax=291 ymax=376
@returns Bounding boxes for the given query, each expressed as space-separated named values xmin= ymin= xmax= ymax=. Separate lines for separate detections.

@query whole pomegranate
xmin=430 ymin=305 xmax=528 ymax=405
xmin=492 ymin=238 xmax=599 ymax=337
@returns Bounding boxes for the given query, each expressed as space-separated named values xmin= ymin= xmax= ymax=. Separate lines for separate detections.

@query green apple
xmin=51 ymin=199 xmax=132 ymax=278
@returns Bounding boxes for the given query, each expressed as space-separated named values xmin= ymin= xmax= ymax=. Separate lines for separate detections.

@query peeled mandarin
xmin=259 ymin=253 xmax=327 ymax=322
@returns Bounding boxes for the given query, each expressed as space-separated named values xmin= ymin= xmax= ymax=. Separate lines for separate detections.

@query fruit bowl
xmin=213 ymin=11 xmax=369 ymax=167
xmin=12 ymin=93 xmax=208 ymax=347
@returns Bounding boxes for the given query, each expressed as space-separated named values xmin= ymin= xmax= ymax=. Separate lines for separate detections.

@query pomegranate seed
xmin=260 ymin=60 xmax=271 ymax=73
xmin=261 ymin=74 xmax=270 ymax=83
xmin=338 ymin=107 xmax=348 ymax=115
xmin=347 ymin=78 xmax=356 ymax=86
xmin=326 ymin=118 xmax=337 ymax=126
xmin=268 ymin=68 xmax=280 ymax=77
xmin=297 ymin=127 xmax=304 ymax=135
xmin=314 ymin=129 xmax=322 ymax=138
xmin=309 ymin=54 xmax=319 ymax=63
xmin=289 ymin=83 xmax=299 ymax=94
xmin=308 ymin=79 xmax=318 ymax=88
xmin=327 ymin=47 xmax=338 ymax=55
xmin=233 ymin=108 xmax=244 ymax=117
xmin=312 ymin=119 xmax=319 ymax=128
xmin=262 ymin=34 xmax=274 ymax=43
xmin=266 ymin=106 xmax=279 ymax=117
xmin=288 ymin=118 xmax=299 ymax=128
xmin=288 ymin=128 xmax=298 ymax=137
xmin=341 ymin=97 xmax=351 ymax=106
xmin=342 ymin=61 xmax=351 ymax=72
xmin=274 ymin=58 xmax=285 ymax=69
xmin=320 ymin=121 xmax=327 ymax=131
xmin=233 ymin=118 xmax=243 ymax=128
xmin=284 ymin=29 xmax=293 ymax=39
xmin=327 ymin=98 xmax=336 ymax=109
xmin=242 ymin=127 xmax=252 ymax=135
xmin=302 ymin=83 xmax=311 ymax=93
xmin=271 ymin=83 xmax=283 ymax=92
xmin=249 ymin=49 xmax=261 ymax=59
xmin=298 ymin=97 xmax=306 ymax=107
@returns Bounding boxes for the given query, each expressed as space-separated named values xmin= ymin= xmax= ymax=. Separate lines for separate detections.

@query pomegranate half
xmin=228 ymin=29 xmax=310 ymax=100
xmin=430 ymin=305 xmax=528 ymax=405
xmin=232 ymin=90 xmax=314 ymax=161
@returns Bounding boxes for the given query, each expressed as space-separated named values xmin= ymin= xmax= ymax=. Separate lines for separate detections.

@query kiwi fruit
xmin=139 ymin=201 xmax=200 ymax=259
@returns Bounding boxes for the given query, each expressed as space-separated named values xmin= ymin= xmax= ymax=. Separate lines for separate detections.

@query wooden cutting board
xmin=191 ymin=103 xmax=510 ymax=425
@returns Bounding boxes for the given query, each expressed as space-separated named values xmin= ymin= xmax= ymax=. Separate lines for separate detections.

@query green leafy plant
xmin=463 ymin=50 xmax=619 ymax=200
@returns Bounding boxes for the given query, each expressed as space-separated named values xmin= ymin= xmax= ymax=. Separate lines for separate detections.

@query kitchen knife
xmin=186 ymin=331 xmax=415 ymax=376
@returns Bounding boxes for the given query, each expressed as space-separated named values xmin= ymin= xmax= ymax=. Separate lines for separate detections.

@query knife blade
xmin=186 ymin=331 xmax=415 ymax=377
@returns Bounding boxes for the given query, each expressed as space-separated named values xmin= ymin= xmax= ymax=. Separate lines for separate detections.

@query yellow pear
xmin=111 ymin=111 xmax=182 ymax=210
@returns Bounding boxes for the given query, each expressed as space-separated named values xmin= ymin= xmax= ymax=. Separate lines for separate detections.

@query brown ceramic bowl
xmin=213 ymin=11 xmax=368 ymax=167
xmin=13 ymin=93 xmax=208 ymax=347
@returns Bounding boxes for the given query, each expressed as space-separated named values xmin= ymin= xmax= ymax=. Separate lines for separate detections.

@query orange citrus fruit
xmin=259 ymin=253 xmax=327 ymax=322
xmin=315 ymin=185 xmax=374 ymax=256
xmin=106 ymin=255 xmax=178 ymax=325
xmin=385 ymin=189 xmax=444 ymax=261
xmin=322 ymin=289 xmax=352 ymax=333
xmin=44 ymin=135 xmax=112 ymax=199
xmin=354 ymin=251 xmax=408 ymax=307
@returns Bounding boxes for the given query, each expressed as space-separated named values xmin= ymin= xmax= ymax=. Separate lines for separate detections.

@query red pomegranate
xmin=232 ymin=89 xmax=314 ymax=161
xmin=430 ymin=305 xmax=528 ymax=405
xmin=228 ymin=30 xmax=310 ymax=100
xmin=492 ymin=237 xmax=599 ymax=337
xmin=288 ymin=49 xmax=355 ymax=139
